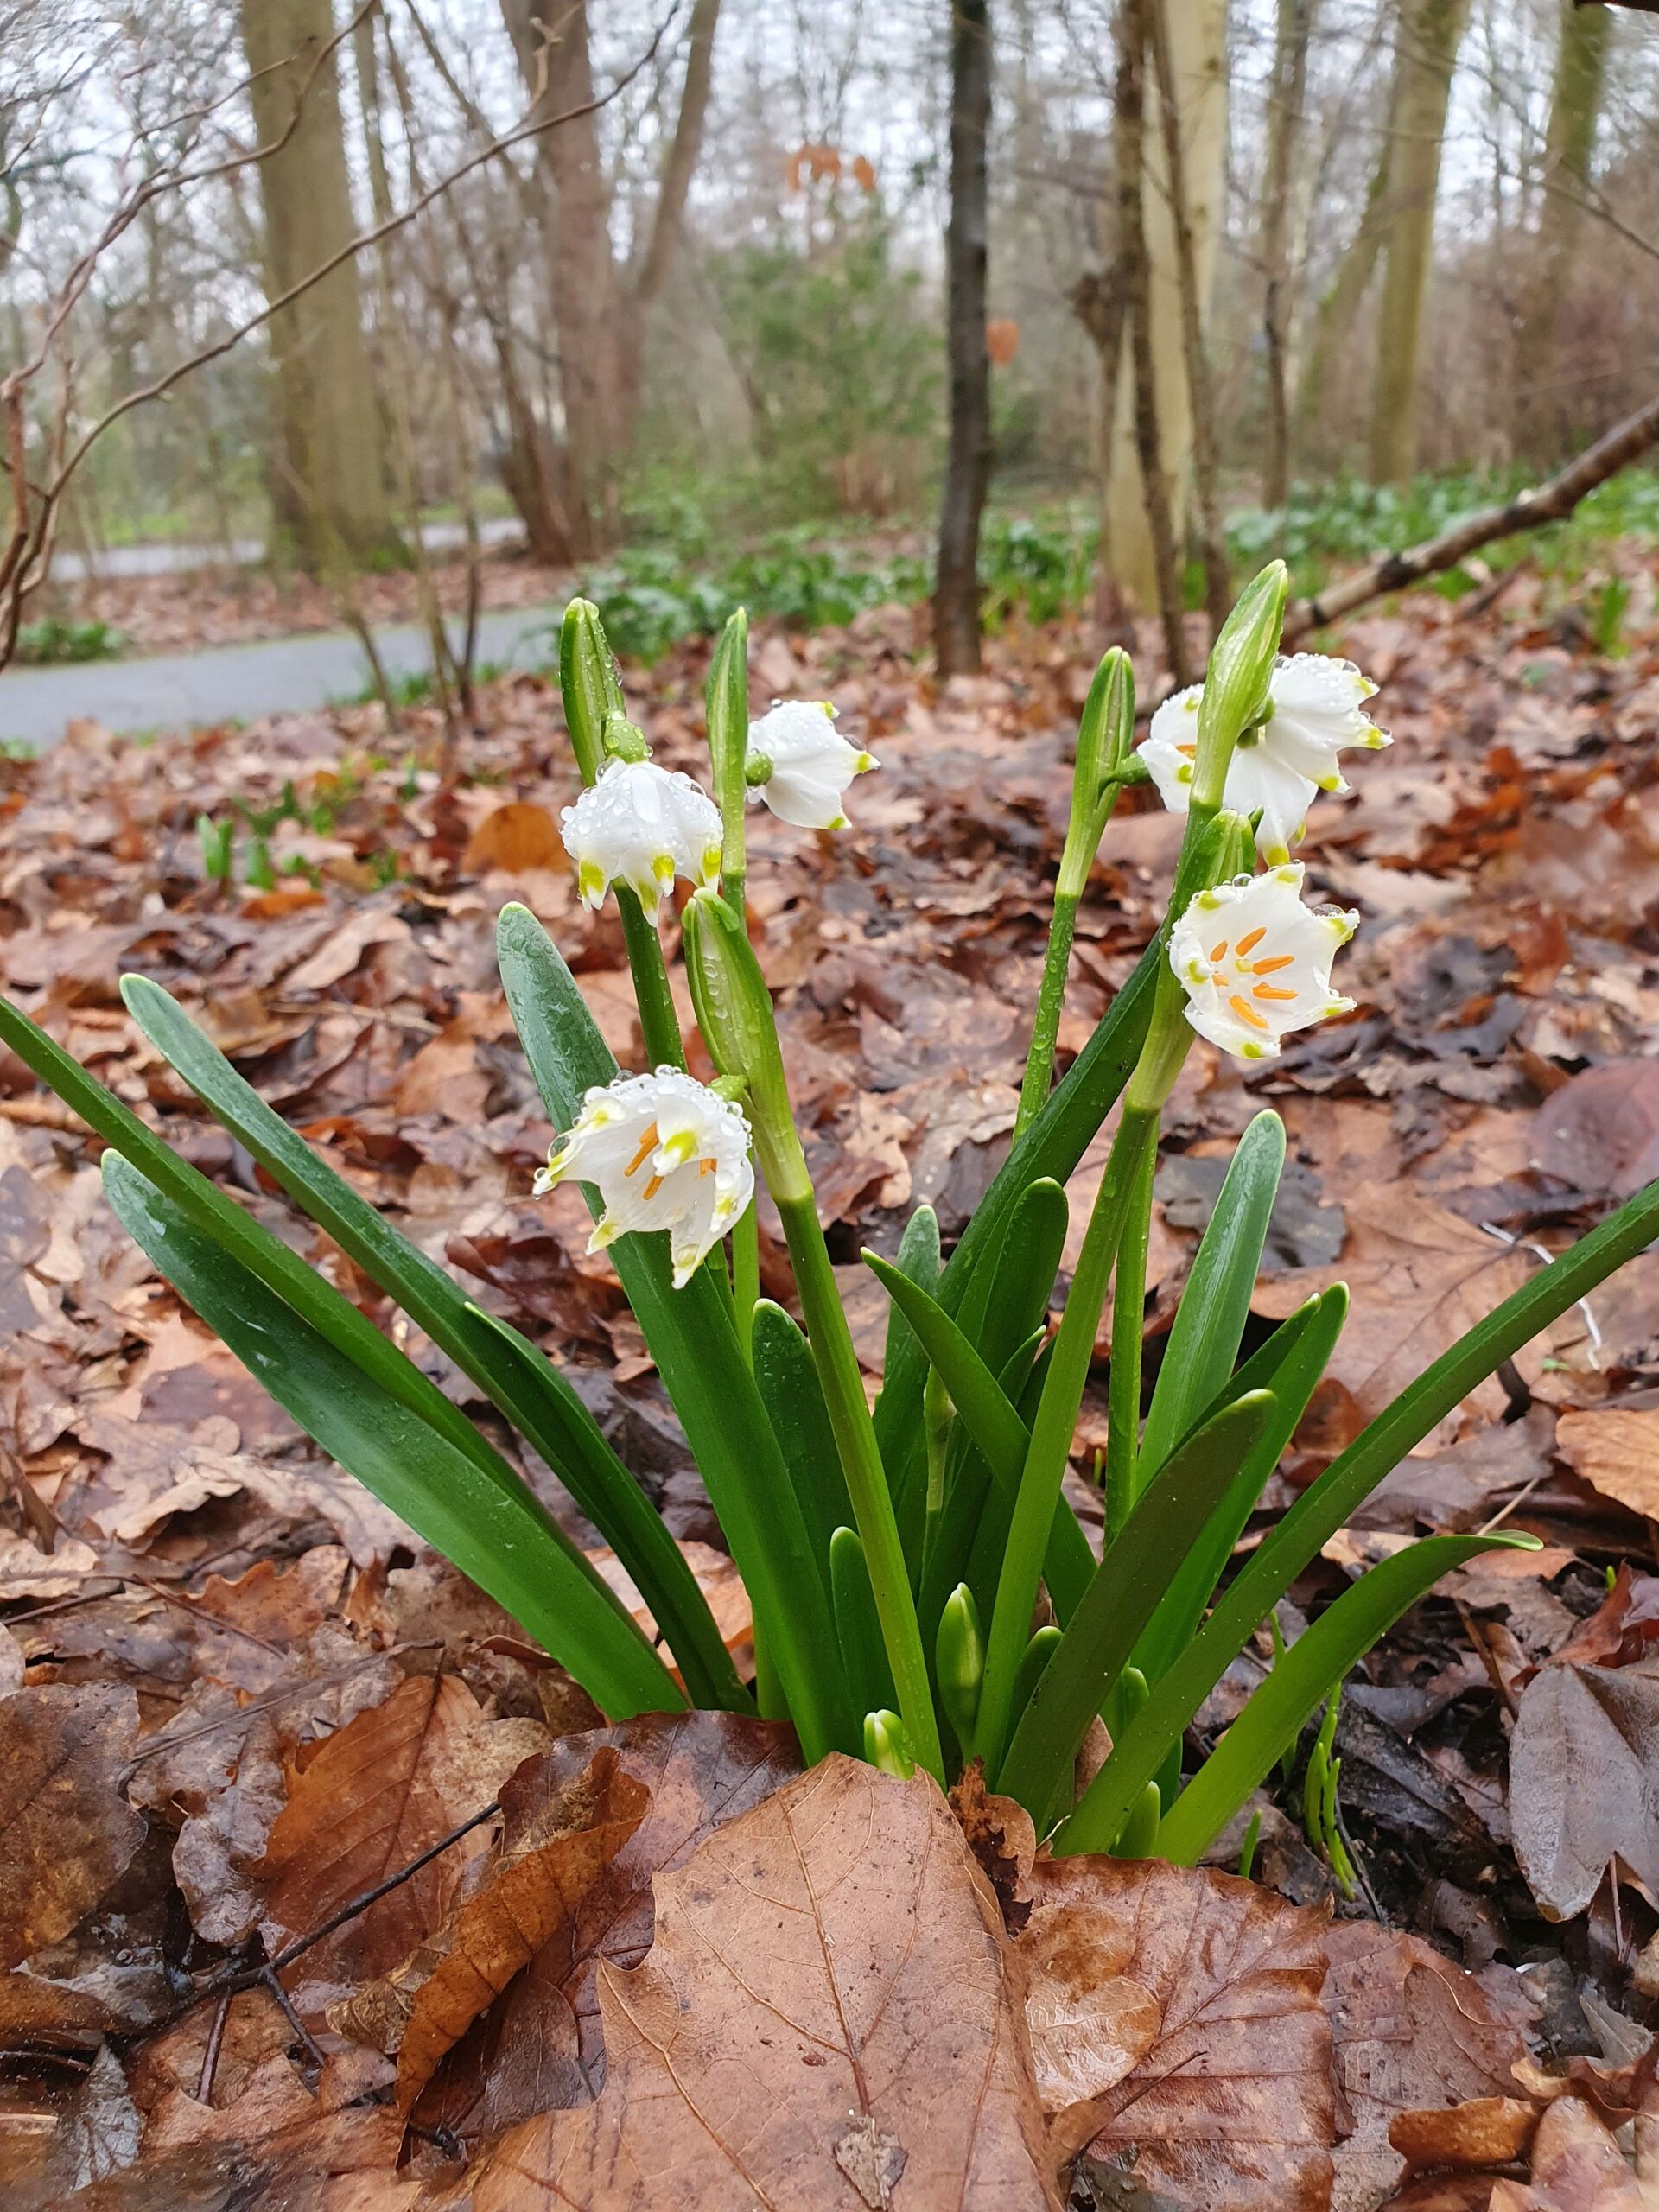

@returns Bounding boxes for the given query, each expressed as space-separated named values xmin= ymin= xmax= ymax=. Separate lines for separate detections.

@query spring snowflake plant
xmin=9 ymin=567 xmax=1659 ymax=1866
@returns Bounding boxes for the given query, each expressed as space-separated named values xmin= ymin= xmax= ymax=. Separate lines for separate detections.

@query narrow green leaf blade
xmin=1150 ymin=1532 xmax=1541 ymax=1865
xmin=753 ymin=1299 xmax=851 ymax=1596
xmin=996 ymin=1390 xmax=1279 ymax=1815
xmin=497 ymin=902 xmax=856 ymax=1761
xmin=102 ymin=1154 xmax=681 ymax=1722
xmin=1063 ymin=1170 xmax=1659 ymax=1854
xmin=1137 ymin=1109 xmax=1286 ymax=1482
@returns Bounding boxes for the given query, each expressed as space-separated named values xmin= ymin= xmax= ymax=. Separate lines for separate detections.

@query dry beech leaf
xmin=468 ymin=1758 xmax=1060 ymax=2211
xmin=1510 ymin=1663 xmax=1659 ymax=1920
xmin=1020 ymin=1856 xmax=1334 ymax=2212
xmin=1488 ymin=2089 xmax=1650 ymax=2211
xmin=951 ymin=1760 xmax=1038 ymax=1935
xmin=464 ymin=800 xmax=567 ymax=875
xmin=1389 ymin=2096 xmax=1540 ymax=2171
xmin=382 ymin=1746 xmax=649 ymax=2113
xmin=1554 ymin=1411 xmax=1659 ymax=1525
xmin=1324 ymin=1922 xmax=1539 ymax=2212
xmin=0 ymin=1685 xmax=145 ymax=1969
xmin=256 ymin=1673 xmax=501 ymax=2013
xmin=399 ymin=1707 xmax=800 ymax=2145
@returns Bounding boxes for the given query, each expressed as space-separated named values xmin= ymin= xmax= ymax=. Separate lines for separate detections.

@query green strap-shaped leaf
xmin=830 ymin=1526 xmax=896 ymax=1719
xmin=996 ymin=1391 xmax=1279 ymax=1816
xmin=753 ymin=1299 xmax=851 ymax=1605
xmin=1136 ymin=1109 xmax=1286 ymax=1484
xmin=497 ymin=901 xmax=856 ymax=1763
xmin=117 ymin=975 xmax=744 ymax=1713
xmin=872 ymin=1201 xmax=941 ymax=1544
xmin=1129 ymin=1289 xmax=1348 ymax=1690
xmin=1062 ymin=1168 xmax=1659 ymax=1855
xmin=863 ymin=1249 xmax=1098 ymax=1618
xmin=1150 ymin=1531 xmax=1540 ymax=1865
xmin=102 ymin=1154 xmax=681 ymax=1721
xmin=973 ymin=1177 xmax=1070 ymax=1386
xmin=0 ymin=990 xmax=541 ymax=1515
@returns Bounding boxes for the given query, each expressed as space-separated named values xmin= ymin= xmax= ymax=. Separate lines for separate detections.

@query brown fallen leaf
xmin=1390 ymin=2097 xmax=1540 ymax=2171
xmin=951 ymin=1759 xmax=1038 ymax=1935
xmin=1021 ymin=1855 xmax=1334 ymax=2212
xmin=1488 ymin=2088 xmax=1650 ymax=2210
xmin=256 ymin=1672 xmax=506 ymax=2015
xmin=386 ymin=1745 xmax=649 ymax=2113
xmin=468 ymin=1758 xmax=1060 ymax=2211
xmin=464 ymin=799 xmax=567 ymax=874
xmin=1531 ymin=1059 xmax=1659 ymax=1202
xmin=0 ymin=1686 xmax=146 ymax=1970
xmin=1554 ymin=1411 xmax=1659 ymax=1526
xmin=1324 ymin=1922 xmax=1539 ymax=2212
xmin=1510 ymin=1663 xmax=1659 ymax=1919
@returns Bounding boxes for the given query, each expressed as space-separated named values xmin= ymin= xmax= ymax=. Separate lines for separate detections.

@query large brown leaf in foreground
xmin=400 ymin=1708 xmax=800 ymax=2142
xmin=468 ymin=1757 xmax=1060 ymax=2211
xmin=1019 ymin=1855 xmax=1334 ymax=2212
xmin=0 ymin=1686 xmax=145 ymax=1969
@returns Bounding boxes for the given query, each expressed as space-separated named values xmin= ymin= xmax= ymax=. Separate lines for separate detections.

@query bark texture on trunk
xmin=1515 ymin=1 xmax=1611 ymax=458
xmin=1368 ymin=0 xmax=1471 ymax=486
xmin=240 ymin=0 xmax=395 ymax=573
xmin=1258 ymin=0 xmax=1315 ymax=511
xmin=1101 ymin=0 xmax=1226 ymax=609
xmin=934 ymin=0 xmax=995 ymax=678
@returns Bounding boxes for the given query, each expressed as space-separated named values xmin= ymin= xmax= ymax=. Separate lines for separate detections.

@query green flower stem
xmin=776 ymin=1188 xmax=945 ymax=1784
xmin=1103 ymin=1135 xmax=1156 ymax=1535
xmin=974 ymin=1099 xmax=1161 ymax=1775
xmin=1014 ymin=891 xmax=1079 ymax=1140
xmin=614 ymin=887 xmax=687 ymax=1072
xmin=922 ymin=1363 xmax=953 ymax=1571
xmin=731 ymin=1196 xmax=760 ymax=1366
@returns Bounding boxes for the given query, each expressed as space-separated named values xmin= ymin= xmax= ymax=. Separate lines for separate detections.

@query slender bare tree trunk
xmin=620 ymin=0 xmax=722 ymax=438
xmin=934 ymin=0 xmax=994 ymax=677
xmin=1368 ymin=0 xmax=1471 ymax=486
xmin=1258 ymin=0 xmax=1315 ymax=512
xmin=239 ymin=0 xmax=395 ymax=572
xmin=1101 ymin=0 xmax=1226 ymax=610
xmin=1294 ymin=78 xmax=1396 ymax=448
xmin=1515 ymin=1 xmax=1612 ymax=459
xmin=1112 ymin=0 xmax=1190 ymax=683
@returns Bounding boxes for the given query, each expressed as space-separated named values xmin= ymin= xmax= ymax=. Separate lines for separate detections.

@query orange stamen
xmin=1236 ymin=926 xmax=1266 ymax=955
xmin=1209 ymin=938 xmax=1230 ymax=963
xmin=625 ymin=1124 xmax=659 ymax=1176
xmin=1230 ymin=995 xmax=1269 ymax=1032
xmin=1253 ymin=983 xmax=1297 ymax=1001
xmin=642 ymin=1173 xmax=665 ymax=1201
xmin=698 ymin=1159 xmax=715 ymax=1176
xmin=1251 ymin=954 xmax=1294 ymax=975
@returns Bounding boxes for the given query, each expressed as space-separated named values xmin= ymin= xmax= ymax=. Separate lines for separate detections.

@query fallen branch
xmin=1282 ymin=388 xmax=1659 ymax=641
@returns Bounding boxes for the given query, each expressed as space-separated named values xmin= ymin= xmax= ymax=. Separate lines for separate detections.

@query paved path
xmin=50 ymin=515 xmax=524 ymax=582
xmin=0 ymin=601 xmax=563 ymax=749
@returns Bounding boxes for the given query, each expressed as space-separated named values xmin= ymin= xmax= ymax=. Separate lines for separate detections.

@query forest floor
xmin=3 ymin=565 xmax=1659 ymax=2209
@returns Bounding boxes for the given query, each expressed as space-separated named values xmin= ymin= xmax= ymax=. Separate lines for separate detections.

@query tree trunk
xmin=1258 ymin=0 xmax=1315 ymax=511
xmin=1101 ymin=0 xmax=1226 ymax=609
xmin=934 ymin=0 xmax=994 ymax=678
xmin=1294 ymin=68 xmax=1396 ymax=447
xmin=1368 ymin=0 xmax=1471 ymax=486
xmin=1515 ymin=2 xmax=1611 ymax=460
xmin=239 ymin=0 xmax=396 ymax=573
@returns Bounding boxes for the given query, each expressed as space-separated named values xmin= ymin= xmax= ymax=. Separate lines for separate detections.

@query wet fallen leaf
xmin=1389 ymin=2095 xmax=1539 ymax=2171
xmin=1510 ymin=1663 xmax=1659 ymax=1919
xmin=464 ymin=800 xmax=567 ymax=875
xmin=1021 ymin=1856 xmax=1334 ymax=2212
xmin=1554 ymin=1411 xmax=1659 ymax=1525
xmin=1488 ymin=2088 xmax=1650 ymax=2209
xmin=0 ymin=1686 xmax=145 ymax=1970
xmin=468 ymin=1758 xmax=1060 ymax=2211
xmin=1531 ymin=1060 xmax=1659 ymax=1201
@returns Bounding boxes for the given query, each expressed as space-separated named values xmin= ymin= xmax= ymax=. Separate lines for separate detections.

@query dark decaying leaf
xmin=0 ymin=1686 xmax=146 ymax=1970
xmin=1510 ymin=1663 xmax=1659 ymax=1920
xmin=467 ymin=1758 xmax=1060 ymax=2212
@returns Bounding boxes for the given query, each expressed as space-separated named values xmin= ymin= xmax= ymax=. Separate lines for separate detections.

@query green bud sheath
xmin=683 ymin=889 xmax=807 ymax=1201
xmin=937 ymin=1582 xmax=986 ymax=1748
xmin=864 ymin=1710 xmax=917 ymax=1779
xmin=1191 ymin=561 xmax=1289 ymax=814
xmin=706 ymin=608 xmax=751 ymax=914
xmin=559 ymin=599 xmax=625 ymax=786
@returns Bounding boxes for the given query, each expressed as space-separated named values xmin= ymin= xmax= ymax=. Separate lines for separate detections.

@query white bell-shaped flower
xmin=1139 ymin=652 xmax=1389 ymax=865
xmin=534 ymin=1067 xmax=753 ymax=1288
xmin=560 ymin=760 xmax=722 ymax=913
xmin=1170 ymin=862 xmax=1359 ymax=1062
xmin=745 ymin=701 xmax=878 ymax=831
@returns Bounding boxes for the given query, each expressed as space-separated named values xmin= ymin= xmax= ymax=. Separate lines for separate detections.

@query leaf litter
xmin=3 ymin=574 xmax=1659 ymax=2205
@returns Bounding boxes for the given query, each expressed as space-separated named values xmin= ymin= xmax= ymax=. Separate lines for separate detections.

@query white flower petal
xmin=1169 ymin=862 xmax=1357 ymax=1063
xmin=1139 ymin=654 xmax=1387 ymax=860
xmin=560 ymin=760 xmax=721 ymax=912
xmin=537 ymin=1067 xmax=753 ymax=1287
xmin=746 ymin=700 xmax=876 ymax=831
